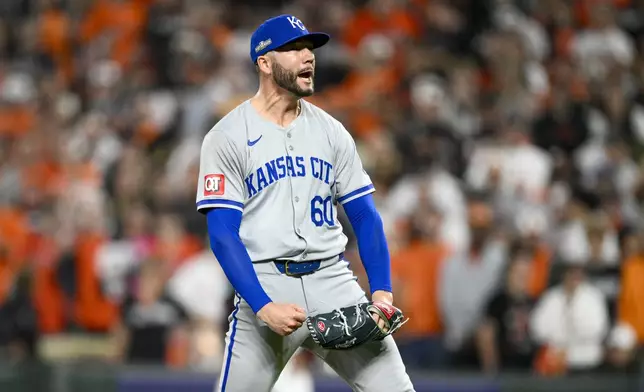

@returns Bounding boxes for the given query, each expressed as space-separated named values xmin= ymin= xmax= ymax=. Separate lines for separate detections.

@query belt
xmin=274 ymin=253 xmax=343 ymax=276
xmin=274 ymin=260 xmax=321 ymax=276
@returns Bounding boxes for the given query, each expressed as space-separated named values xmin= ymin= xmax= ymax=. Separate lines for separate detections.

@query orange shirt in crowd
xmin=0 ymin=207 xmax=30 ymax=309
xmin=527 ymin=243 xmax=552 ymax=298
xmin=0 ymin=207 xmax=29 ymax=306
xmin=80 ymin=0 xmax=150 ymax=68
xmin=391 ymin=240 xmax=448 ymax=337
xmin=21 ymin=160 xmax=64 ymax=198
xmin=38 ymin=8 xmax=74 ymax=83
xmin=618 ymin=255 xmax=644 ymax=343
xmin=73 ymin=232 xmax=118 ymax=331
xmin=152 ymin=234 xmax=203 ymax=271
xmin=211 ymin=24 xmax=233 ymax=52
xmin=574 ymin=0 xmax=631 ymax=28
xmin=0 ymin=208 xmax=30 ymax=271
xmin=309 ymin=65 xmax=400 ymax=139
xmin=341 ymin=6 xmax=422 ymax=50
xmin=0 ymin=105 xmax=36 ymax=138
xmin=32 ymin=233 xmax=66 ymax=333
xmin=65 ymin=162 xmax=101 ymax=186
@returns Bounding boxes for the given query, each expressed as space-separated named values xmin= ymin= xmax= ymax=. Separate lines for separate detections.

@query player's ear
xmin=256 ymin=55 xmax=272 ymax=75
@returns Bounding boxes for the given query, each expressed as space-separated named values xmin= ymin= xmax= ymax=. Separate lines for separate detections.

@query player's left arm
xmin=343 ymin=195 xmax=393 ymax=302
xmin=333 ymin=122 xmax=392 ymax=303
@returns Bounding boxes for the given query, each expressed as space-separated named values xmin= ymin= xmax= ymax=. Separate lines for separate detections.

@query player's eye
xmin=277 ymin=40 xmax=314 ymax=52
xmin=278 ymin=45 xmax=295 ymax=52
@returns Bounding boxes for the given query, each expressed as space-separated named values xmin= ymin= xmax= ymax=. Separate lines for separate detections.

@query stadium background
xmin=1 ymin=0 xmax=644 ymax=390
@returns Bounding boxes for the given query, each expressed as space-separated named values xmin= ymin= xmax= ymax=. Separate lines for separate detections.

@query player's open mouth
xmin=298 ymin=70 xmax=314 ymax=83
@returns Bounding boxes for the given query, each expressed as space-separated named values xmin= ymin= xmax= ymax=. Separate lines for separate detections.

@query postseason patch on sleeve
xmin=204 ymin=174 xmax=225 ymax=196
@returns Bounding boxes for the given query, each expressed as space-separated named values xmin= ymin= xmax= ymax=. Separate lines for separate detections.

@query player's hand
xmin=370 ymin=290 xmax=394 ymax=333
xmin=257 ymin=303 xmax=307 ymax=336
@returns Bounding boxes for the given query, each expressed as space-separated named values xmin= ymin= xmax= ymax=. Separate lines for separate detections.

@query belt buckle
xmin=283 ymin=261 xmax=296 ymax=276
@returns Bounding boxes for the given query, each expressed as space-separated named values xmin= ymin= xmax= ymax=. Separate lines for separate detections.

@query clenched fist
xmin=257 ymin=303 xmax=307 ymax=336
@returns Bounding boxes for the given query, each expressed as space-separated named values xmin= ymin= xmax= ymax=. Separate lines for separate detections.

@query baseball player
xmin=196 ymin=14 xmax=415 ymax=392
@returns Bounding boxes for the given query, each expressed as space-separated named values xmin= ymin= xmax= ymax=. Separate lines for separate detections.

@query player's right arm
xmin=197 ymin=130 xmax=305 ymax=336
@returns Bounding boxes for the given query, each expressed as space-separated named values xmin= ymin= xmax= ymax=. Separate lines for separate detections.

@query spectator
xmin=555 ymin=199 xmax=620 ymax=266
xmin=476 ymin=246 xmax=537 ymax=374
xmin=0 ymin=268 xmax=38 ymax=361
xmin=531 ymin=264 xmax=609 ymax=374
xmin=111 ymin=259 xmax=190 ymax=365
xmin=571 ymin=1 xmax=635 ymax=81
xmin=617 ymin=229 xmax=644 ymax=349
xmin=511 ymin=211 xmax=552 ymax=299
xmin=168 ymin=240 xmax=231 ymax=370
xmin=465 ymin=120 xmax=553 ymax=206
xmin=530 ymin=70 xmax=590 ymax=157
xmin=605 ymin=322 xmax=638 ymax=371
xmin=439 ymin=194 xmax=508 ymax=368
xmin=384 ymin=149 xmax=468 ymax=254
xmin=272 ymin=350 xmax=314 ymax=392
xmin=392 ymin=197 xmax=449 ymax=370
xmin=96 ymin=202 xmax=153 ymax=303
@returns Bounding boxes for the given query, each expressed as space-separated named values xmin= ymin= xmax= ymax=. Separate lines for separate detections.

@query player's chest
xmin=243 ymin=128 xmax=334 ymax=200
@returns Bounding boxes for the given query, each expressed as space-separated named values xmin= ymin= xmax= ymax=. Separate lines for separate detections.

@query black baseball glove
xmin=306 ymin=301 xmax=407 ymax=350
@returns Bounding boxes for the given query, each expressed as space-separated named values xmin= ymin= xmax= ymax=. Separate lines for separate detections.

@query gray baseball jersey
xmin=196 ymin=99 xmax=374 ymax=262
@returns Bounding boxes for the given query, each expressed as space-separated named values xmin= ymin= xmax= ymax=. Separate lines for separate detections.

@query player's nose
xmin=301 ymin=48 xmax=314 ymax=64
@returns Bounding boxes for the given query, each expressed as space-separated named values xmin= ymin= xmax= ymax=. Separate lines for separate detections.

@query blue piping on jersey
xmin=337 ymin=184 xmax=375 ymax=204
xmin=197 ymin=199 xmax=244 ymax=209
xmin=220 ymin=294 xmax=241 ymax=392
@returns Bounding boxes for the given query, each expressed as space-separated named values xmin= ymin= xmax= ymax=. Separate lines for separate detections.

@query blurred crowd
xmin=1 ymin=0 xmax=644 ymax=383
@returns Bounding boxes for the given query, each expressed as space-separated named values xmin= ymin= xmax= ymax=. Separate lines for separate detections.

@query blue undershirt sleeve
xmin=342 ymin=194 xmax=392 ymax=293
xmin=206 ymin=208 xmax=272 ymax=313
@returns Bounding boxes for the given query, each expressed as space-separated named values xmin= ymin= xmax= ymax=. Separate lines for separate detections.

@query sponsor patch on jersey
xmin=204 ymin=174 xmax=225 ymax=196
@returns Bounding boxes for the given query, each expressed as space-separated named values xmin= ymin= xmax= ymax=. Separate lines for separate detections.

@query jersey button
xmin=288 ymin=145 xmax=294 ymax=151
xmin=287 ymin=133 xmax=292 ymax=138
xmin=294 ymin=196 xmax=299 ymax=202
xmin=302 ymin=253 xmax=308 ymax=260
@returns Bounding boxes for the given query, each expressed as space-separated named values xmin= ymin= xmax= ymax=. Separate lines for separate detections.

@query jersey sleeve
xmin=196 ymin=131 xmax=246 ymax=213
xmin=333 ymin=123 xmax=374 ymax=205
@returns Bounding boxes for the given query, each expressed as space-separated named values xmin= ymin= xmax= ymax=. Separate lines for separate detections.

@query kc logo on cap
xmin=249 ymin=14 xmax=330 ymax=63
xmin=286 ymin=16 xmax=306 ymax=31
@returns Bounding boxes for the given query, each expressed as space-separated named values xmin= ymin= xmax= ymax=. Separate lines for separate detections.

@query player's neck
xmin=251 ymin=85 xmax=301 ymax=128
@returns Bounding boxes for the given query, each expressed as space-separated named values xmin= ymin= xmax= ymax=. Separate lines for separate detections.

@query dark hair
xmin=465 ymin=188 xmax=491 ymax=203
xmin=506 ymin=248 xmax=530 ymax=273
xmin=509 ymin=240 xmax=531 ymax=261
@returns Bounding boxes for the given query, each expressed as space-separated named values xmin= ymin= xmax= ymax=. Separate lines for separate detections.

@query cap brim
xmin=280 ymin=32 xmax=330 ymax=50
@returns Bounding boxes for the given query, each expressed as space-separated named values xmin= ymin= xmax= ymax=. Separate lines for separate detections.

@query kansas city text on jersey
xmin=245 ymin=155 xmax=333 ymax=198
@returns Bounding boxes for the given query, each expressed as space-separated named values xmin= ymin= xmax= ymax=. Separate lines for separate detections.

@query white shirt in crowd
xmin=530 ymin=282 xmax=609 ymax=369
xmin=572 ymin=26 xmax=635 ymax=80
xmin=272 ymin=353 xmax=314 ymax=392
xmin=555 ymin=220 xmax=620 ymax=266
xmin=168 ymin=250 xmax=231 ymax=325
xmin=384 ymin=169 xmax=468 ymax=253
xmin=168 ymin=251 xmax=232 ymax=370
xmin=466 ymin=143 xmax=553 ymax=204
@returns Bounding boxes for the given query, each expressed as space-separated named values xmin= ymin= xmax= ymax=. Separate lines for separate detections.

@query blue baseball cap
xmin=250 ymin=15 xmax=330 ymax=63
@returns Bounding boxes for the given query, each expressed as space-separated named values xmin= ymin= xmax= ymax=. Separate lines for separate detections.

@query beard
xmin=271 ymin=61 xmax=314 ymax=97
